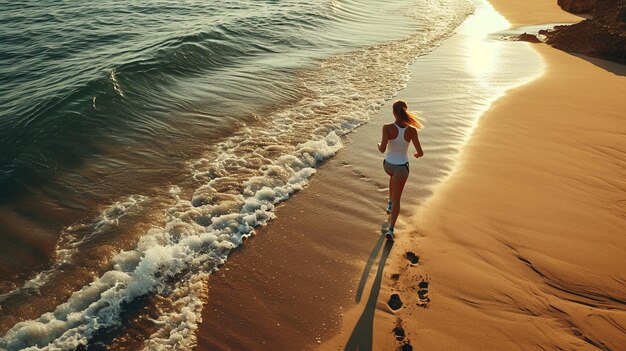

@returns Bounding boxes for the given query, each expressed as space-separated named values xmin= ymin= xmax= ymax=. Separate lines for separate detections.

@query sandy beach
xmin=195 ymin=0 xmax=626 ymax=350
xmin=358 ymin=1 xmax=626 ymax=351
xmin=4 ymin=0 xmax=624 ymax=349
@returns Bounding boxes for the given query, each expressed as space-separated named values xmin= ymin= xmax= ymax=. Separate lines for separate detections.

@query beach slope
xmin=379 ymin=1 xmax=626 ymax=350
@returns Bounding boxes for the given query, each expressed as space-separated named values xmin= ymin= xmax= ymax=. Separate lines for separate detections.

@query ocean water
xmin=0 ymin=0 xmax=473 ymax=349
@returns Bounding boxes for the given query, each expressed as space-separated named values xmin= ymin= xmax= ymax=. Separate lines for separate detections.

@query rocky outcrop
xmin=542 ymin=0 xmax=626 ymax=64
xmin=517 ymin=32 xmax=542 ymax=43
xmin=557 ymin=0 xmax=598 ymax=14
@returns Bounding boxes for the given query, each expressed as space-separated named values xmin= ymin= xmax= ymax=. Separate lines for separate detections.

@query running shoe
xmin=385 ymin=227 xmax=394 ymax=241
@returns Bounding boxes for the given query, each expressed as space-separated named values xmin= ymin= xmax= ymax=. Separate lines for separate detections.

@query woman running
xmin=377 ymin=100 xmax=424 ymax=241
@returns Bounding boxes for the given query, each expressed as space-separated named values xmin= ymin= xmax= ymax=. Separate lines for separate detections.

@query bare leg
xmin=388 ymin=175 xmax=394 ymax=203
xmin=389 ymin=176 xmax=408 ymax=228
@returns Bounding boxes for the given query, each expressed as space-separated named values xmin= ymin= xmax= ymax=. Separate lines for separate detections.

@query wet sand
xmin=194 ymin=0 xmax=562 ymax=349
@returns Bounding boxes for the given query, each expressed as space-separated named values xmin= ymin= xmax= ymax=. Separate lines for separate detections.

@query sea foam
xmin=0 ymin=132 xmax=342 ymax=350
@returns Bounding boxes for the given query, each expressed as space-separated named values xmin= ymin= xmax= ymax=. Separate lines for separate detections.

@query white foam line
xmin=110 ymin=69 xmax=124 ymax=97
xmin=0 ymin=195 xmax=148 ymax=304
xmin=0 ymin=133 xmax=342 ymax=351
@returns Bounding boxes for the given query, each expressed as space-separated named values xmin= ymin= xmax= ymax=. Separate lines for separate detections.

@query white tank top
xmin=385 ymin=123 xmax=410 ymax=165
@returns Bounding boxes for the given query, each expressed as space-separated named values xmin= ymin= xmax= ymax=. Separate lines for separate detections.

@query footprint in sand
xmin=417 ymin=275 xmax=430 ymax=307
xmin=392 ymin=318 xmax=405 ymax=341
xmin=393 ymin=319 xmax=413 ymax=350
xmin=405 ymin=251 xmax=419 ymax=265
xmin=388 ymin=293 xmax=403 ymax=311
xmin=393 ymin=326 xmax=405 ymax=341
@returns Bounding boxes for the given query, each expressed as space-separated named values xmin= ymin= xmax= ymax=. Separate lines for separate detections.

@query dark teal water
xmin=2 ymin=1 xmax=318 ymax=199
xmin=0 ymin=0 xmax=421 ymax=201
xmin=0 ymin=0 xmax=472 ymax=349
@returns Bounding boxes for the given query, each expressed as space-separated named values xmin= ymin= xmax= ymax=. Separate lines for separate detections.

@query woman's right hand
xmin=414 ymin=151 xmax=424 ymax=158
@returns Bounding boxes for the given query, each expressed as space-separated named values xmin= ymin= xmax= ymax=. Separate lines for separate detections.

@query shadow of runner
xmin=344 ymin=240 xmax=394 ymax=351
xmin=355 ymin=234 xmax=386 ymax=303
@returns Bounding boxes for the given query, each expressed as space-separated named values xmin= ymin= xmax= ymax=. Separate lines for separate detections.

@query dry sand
xmin=487 ymin=0 xmax=581 ymax=27
xmin=360 ymin=1 xmax=626 ymax=351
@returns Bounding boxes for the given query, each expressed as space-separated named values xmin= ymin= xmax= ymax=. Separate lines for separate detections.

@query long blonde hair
xmin=393 ymin=100 xmax=423 ymax=129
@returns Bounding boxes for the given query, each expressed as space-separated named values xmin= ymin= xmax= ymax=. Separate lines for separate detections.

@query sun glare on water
xmin=461 ymin=1 xmax=510 ymax=78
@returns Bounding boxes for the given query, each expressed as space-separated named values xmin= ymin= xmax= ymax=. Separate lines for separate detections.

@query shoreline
xmin=194 ymin=0 xmax=554 ymax=349
xmin=373 ymin=1 xmax=626 ymax=350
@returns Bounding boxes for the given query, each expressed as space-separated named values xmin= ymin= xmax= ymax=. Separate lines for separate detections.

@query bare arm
xmin=411 ymin=128 xmax=424 ymax=158
xmin=377 ymin=125 xmax=389 ymax=153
